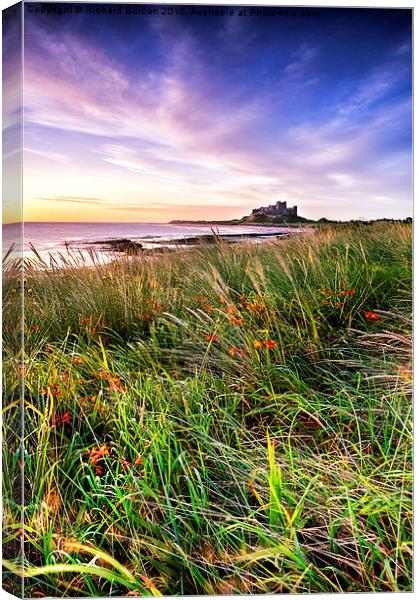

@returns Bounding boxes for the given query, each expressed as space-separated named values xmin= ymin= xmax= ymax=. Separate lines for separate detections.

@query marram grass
xmin=2 ymin=222 xmax=412 ymax=596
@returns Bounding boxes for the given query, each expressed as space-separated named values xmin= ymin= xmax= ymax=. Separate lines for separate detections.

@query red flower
xmin=51 ymin=412 xmax=71 ymax=427
xmin=229 ymin=317 xmax=244 ymax=326
xmin=365 ymin=311 xmax=380 ymax=320
xmin=206 ymin=334 xmax=219 ymax=342
xmin=88 ymin=444 xmax=110 ymax=466
xmin=62 ymin=412 xmax=71 ymax=423
xmin=264 ymin=340 xmax=277 ymax=349
xmin=81 ymin=317 xmax=92 ymax=324
xmin=340 ymin=288 xmax=355 ymax=296
xmin=107 ymin=376 xmax=124 ymax=392
xmin=229 ymin=348 xmax=247 ymax=356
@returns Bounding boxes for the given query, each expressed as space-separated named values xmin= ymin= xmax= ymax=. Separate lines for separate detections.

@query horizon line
xmin=3 ymin=216 xmax=413 ymax=226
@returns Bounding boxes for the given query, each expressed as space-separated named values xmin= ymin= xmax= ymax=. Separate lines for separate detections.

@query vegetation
xmin=2 ymin=222 xmax=412 ymax=596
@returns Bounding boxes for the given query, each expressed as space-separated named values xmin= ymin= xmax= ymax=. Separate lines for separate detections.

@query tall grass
xmin=2 ymin=222 xmax=412 ymax=596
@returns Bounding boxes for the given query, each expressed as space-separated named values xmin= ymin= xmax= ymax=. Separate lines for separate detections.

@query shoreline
xmin=16 ymin=229 xmax=309 ymax=273
xmin=168 ymin=220 xmax=313 ymax=228
xmin=88 ymin=229 xmax=301 ymax=254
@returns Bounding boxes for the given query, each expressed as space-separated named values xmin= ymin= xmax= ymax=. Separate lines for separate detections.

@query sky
xmin=3 ymin=3 xmax=413 ymax=223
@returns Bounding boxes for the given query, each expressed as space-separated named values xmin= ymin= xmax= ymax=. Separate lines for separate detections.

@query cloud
xmin=283 ymin=43 xmax=319 ymax=78
xmin=25 ymin=148 xmax=69 ymax=164
xmin=37 ymin=195 xmax=109 ymax=205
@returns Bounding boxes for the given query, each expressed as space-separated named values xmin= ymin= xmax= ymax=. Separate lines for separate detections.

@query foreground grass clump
xmin=2 ymin=222 xmax=412 ymax=596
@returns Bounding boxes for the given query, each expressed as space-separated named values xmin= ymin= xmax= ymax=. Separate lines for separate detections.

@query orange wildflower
xmin=229 ymin=348 xmax=247 ymax=357
xmin=253 ymin=340 xmax=264 ymax=349
xmin=264 ymin=340 xmax=277 ymax=349
xmin=71 ymin=356 xmax=83 ymax=364
xmin=340 ymin=287 xmax=355 ymax=296
xmin=120 ymin=459 xmax=130 ymax=473
xmin=365 ymin=311 xmax=380 ymax=320
xmin=51 ymin=412 xmax=71 ymax=427
xmin=88 ymin=444 xmax=110 ymax=466
xmin=229 ymin=317 xmax=244 ymax=326
xmin=206 ymin=334 xmax=219 ymax=342
xmin=81 ymin=317 xmax=92 ymax=324
xmin=79 ymin=395 xmax=94 ymax=405
xmin=107 ymin=376 xmax=124 ymax=392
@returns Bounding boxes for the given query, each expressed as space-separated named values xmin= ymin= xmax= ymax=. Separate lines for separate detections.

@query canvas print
xmin=2 ymin=1 xmax=413 ymax=596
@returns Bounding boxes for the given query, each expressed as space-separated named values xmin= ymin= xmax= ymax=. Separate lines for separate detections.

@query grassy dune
xmin=2 ymin=222 xmax=412 ymax=596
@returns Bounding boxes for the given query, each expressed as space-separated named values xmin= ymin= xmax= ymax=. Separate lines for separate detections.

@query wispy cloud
xmin=37 ymin=195 xmax=108 ymax=205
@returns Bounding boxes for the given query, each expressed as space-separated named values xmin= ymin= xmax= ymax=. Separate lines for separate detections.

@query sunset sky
xmin=3 ymin=3 xmax=413 ymax=223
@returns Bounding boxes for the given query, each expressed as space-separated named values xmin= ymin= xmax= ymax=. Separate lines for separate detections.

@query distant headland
xmin=170 ymin=200 xmax=412 ymax=226
xmin=170 ymin=200 xmax=307 ymax=226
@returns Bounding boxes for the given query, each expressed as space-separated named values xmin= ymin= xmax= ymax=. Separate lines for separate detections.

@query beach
xmin=2 ymin=221 xmax=306 ymax=264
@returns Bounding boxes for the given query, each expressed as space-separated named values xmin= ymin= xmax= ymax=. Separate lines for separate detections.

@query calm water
xmin=3 ymin=222 xmax=297 ymax=265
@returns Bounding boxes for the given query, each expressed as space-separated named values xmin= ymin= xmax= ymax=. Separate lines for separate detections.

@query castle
xmin=252 ymin=200 xmax=298 ymax=218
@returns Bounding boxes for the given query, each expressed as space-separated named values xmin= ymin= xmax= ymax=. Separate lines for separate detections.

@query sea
xmin=2 ymin=222 xmax=298 ymax=267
